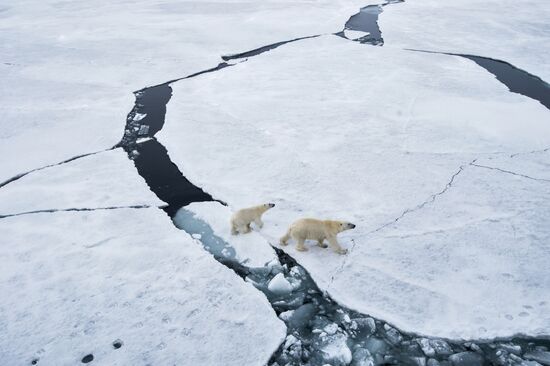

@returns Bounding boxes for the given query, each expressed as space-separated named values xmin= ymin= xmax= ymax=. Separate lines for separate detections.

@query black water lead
xmin=336 ymin=0 xmax=404 ymax=46
xmin=406 ymin=49 xmax=550 ymax=111
xmin=221 ymin=35 xmax=321 ymax=61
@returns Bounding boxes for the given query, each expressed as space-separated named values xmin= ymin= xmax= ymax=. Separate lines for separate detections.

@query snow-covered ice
xmin=0 ymin=148 xmax=164 ymax=215
xmin=379 ymin=0 xmax=550 ymax=81
xmin=0 ymin=0 xmax=367 ymax=183
xmin=0 ymin=208 xmax=285 ymax=365
xmin=160 ymin=36 xmax=550 ymax=338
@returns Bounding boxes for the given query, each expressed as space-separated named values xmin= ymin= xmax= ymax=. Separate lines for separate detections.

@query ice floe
xmin=0 ymin=148 xmax=164 ymax=215
xmin=160 ymin=36 xmax=550 ymax=338
xmin=0 ymin=208 xmax=285 ymax=365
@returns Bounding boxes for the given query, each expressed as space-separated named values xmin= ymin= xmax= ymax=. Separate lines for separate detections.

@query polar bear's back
xmin=290 ymin=218 xmax=330 ymax=239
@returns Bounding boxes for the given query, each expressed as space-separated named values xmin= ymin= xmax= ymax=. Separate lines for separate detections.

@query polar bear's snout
xmin=347 ymin=223 xmax=356 ymax=229
xmin=267 ymin=203 xmax=275 ymax=208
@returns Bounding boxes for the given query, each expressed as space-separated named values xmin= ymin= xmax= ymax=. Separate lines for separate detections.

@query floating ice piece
xmin=268 ymin=273 xmax=293 ymax=295
xmin=524 ymin=350 xmax=550 ymax=366
xmin=287 ymin=303 xmax=316 ymax=330
xmin=351 ymin=348 xmax=374 ymax=366
xmin=133 ymin=113 xmax=147 ymax=122
xmin=448 ymin=352 xmax=483 ymax=366
xmin=314 ymin=333 xmax=352 ymax=366
xmin=365 ymin=338 xmax=387 ymax=355
xmin=344 ymin=29 xmax=370 ymax=40
xmin=137 ymin=124 xmax=150 ymax=135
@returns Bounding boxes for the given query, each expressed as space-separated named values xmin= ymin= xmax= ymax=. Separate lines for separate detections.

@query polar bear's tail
xmin=280 ymin=229 xmax=291 ymax=245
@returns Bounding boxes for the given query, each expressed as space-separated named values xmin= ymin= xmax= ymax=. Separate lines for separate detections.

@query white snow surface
xmin=160 ymin=36 xmax=550 ymax=338
xmin=182 ymin=201 xmax=277 ymax=267
xmin=0 ymin=0 xmax=367 ymax=183
xmin=0 ymin=148 xmax=164 ymax=215
xmin=0 ymin=208 xmax=285 ymax=365
xmin=379 ymin=0 xmax=550 ymax=81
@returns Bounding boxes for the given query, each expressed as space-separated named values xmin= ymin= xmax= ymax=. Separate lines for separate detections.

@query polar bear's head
xmin=338 ymin=221 xmax=356 ymax=232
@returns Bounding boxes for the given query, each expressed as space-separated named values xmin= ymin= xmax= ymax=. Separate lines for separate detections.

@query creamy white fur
xmin=280 ymin=218 xmax=355 ymax=254
xmin=230 ymin=203 xmax=275 ymax=235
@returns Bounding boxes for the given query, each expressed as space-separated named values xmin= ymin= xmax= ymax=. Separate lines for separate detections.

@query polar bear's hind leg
xmin=230 ymin=219 xmax=239 ymax=235
xmin=296 ymin=237 xmax=308 ymax=252
xmin=280 ymin=229 xmax=291 ymax=246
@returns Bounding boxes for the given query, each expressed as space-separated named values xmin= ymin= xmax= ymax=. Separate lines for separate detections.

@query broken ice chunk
xmin=383 ymin=325 xmax=402 ymax=345
xmin=323 ymin=323 xmax=339 ymax=335
xmin=449 ymin=352 xmax=483 ymax=366
xmin=417 ymin=338 xmax=436 ymax=357
xmin=524 ymin=350 xmax=550 ymax=366
xmin=365 ymin=337 xmax=387 ymax=355
xmin=268 ymin=273 xmax=293 ymax=295
xmin=352 ymin=317 xmax=376 ymax=337
xmin=344 ymin=29 xmax=370 ymax=40
xmin=352 ymin=348 xmax=374 ymax=366
xmin=138 ymin=124 xmax=150 ymax=135
xmin=279 ymin=310 xmax=294 ymax=322
xmin=313 ymin=333 xmax=352 ymax=366
xmin=133 ymin=112 xmax=147 ymax=122
xmin=287 ymin=303 xmax=316 ymax=330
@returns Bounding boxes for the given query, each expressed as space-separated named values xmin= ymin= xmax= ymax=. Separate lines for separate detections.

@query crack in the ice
xmin=471 ymin=163 xmax=550 ymax=183
xmin=0 ymin=204 xmax=155 ymax=219
xmin=221 ymin=35 xmax=322 ymax=61
xmin=0 ymin=148 xmax=114 ymax=189
xmin=510 ymin=146 xmax=550 ymax=158
xmin=328 ymin=159 xmax=475 ymax=289
xmin=370 ymin=160 xmax=474 ymax=235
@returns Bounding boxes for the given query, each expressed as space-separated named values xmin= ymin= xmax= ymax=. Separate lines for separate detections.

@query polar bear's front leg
xmin=295 ymin=238 xmax=308 ymax=252
xmin=231 ymin=220 xmax=239 ymax=235
xmin=328 ymin=236 xmax=347 ymax=255
xmin=317 ymin=239 xmax=328 ymax=248
xmin=241 ymin=223 xmax=252 ymax=233
xmin=254 ymin=217 xmax=264 ymax=229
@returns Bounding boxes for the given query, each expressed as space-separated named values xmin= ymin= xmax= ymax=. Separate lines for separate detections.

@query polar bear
xmin=230 ymin=203 xmax=275 ymax=235
xmin=280 ymin=218 xmax=355 ymax=254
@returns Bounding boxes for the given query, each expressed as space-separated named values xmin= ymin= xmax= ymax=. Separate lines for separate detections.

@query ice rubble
xmin=0 ymin=0 xmax=367 ymax=183
xmin=378 ymin=0 xmax=550 ymax=81
xmin=0 ymin=208 xmax=285 ymax=366
xmin=160 ymin=36 xmax=550 ymax=338
xmin=0 ymin=148 xmax=164 ymax=215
